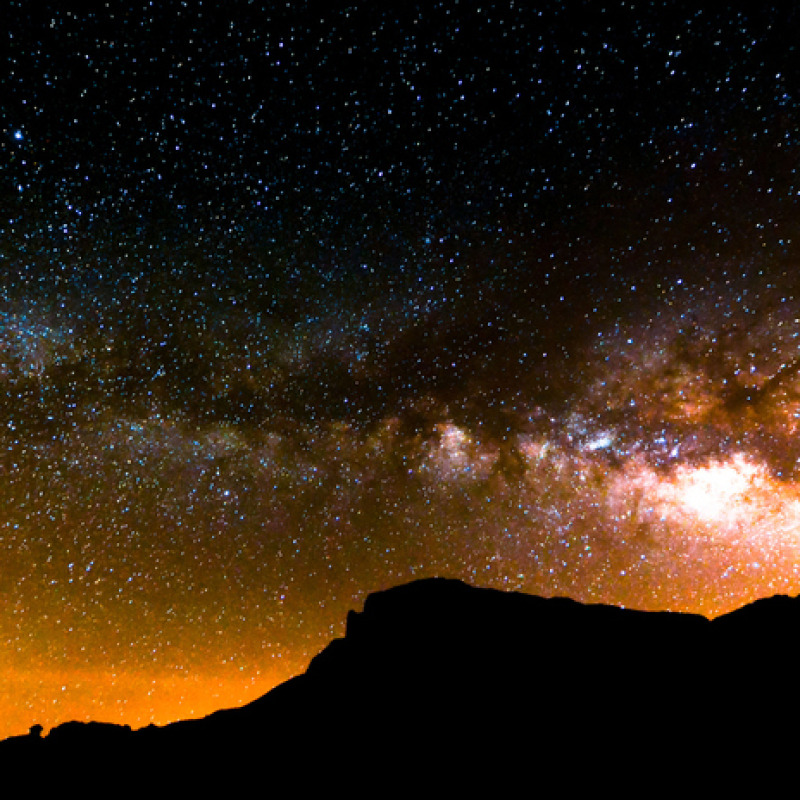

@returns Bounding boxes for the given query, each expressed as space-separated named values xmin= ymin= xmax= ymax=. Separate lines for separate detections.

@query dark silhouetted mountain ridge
xmin=2 ymin=578 xmax=796 ymax=790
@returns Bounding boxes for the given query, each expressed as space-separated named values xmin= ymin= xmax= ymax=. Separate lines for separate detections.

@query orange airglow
xmin=0 ymin=664 xmax=296 ymax=739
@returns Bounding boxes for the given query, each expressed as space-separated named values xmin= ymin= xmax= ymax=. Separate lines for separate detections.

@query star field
xmin=3 ymin=0 xmax=800 ymax=738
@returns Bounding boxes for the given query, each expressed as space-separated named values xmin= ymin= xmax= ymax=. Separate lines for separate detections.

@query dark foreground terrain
xmin=1 ymin=578 xmax=796 ymax=790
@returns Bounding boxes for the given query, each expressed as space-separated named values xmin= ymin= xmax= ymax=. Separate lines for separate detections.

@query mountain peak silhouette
xmin=2 ymin=578 xmax=796 ymax=790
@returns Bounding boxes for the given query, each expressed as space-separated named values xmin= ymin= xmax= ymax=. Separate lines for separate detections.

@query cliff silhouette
xmin=1 ymin=577 xmax=795 ymax=791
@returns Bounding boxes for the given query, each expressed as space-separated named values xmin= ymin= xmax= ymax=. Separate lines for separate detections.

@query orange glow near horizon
xmin=0 ymin=663 xmax=301 ymax=739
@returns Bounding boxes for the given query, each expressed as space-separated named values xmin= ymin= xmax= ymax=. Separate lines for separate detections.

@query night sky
xmin=3 ymin=0 xmax=800 ymax=738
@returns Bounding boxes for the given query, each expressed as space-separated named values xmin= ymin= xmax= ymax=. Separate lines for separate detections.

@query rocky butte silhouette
xmin=1 ymin=577 xmax=796 ymax=791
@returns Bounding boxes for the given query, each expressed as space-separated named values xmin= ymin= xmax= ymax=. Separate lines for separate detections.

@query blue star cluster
xmin=3 ymin=0 xmax=800 ymax=738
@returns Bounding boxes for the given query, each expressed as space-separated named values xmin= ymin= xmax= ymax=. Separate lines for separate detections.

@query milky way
xmin=3 ymin=0 xmax=800 ymax=737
